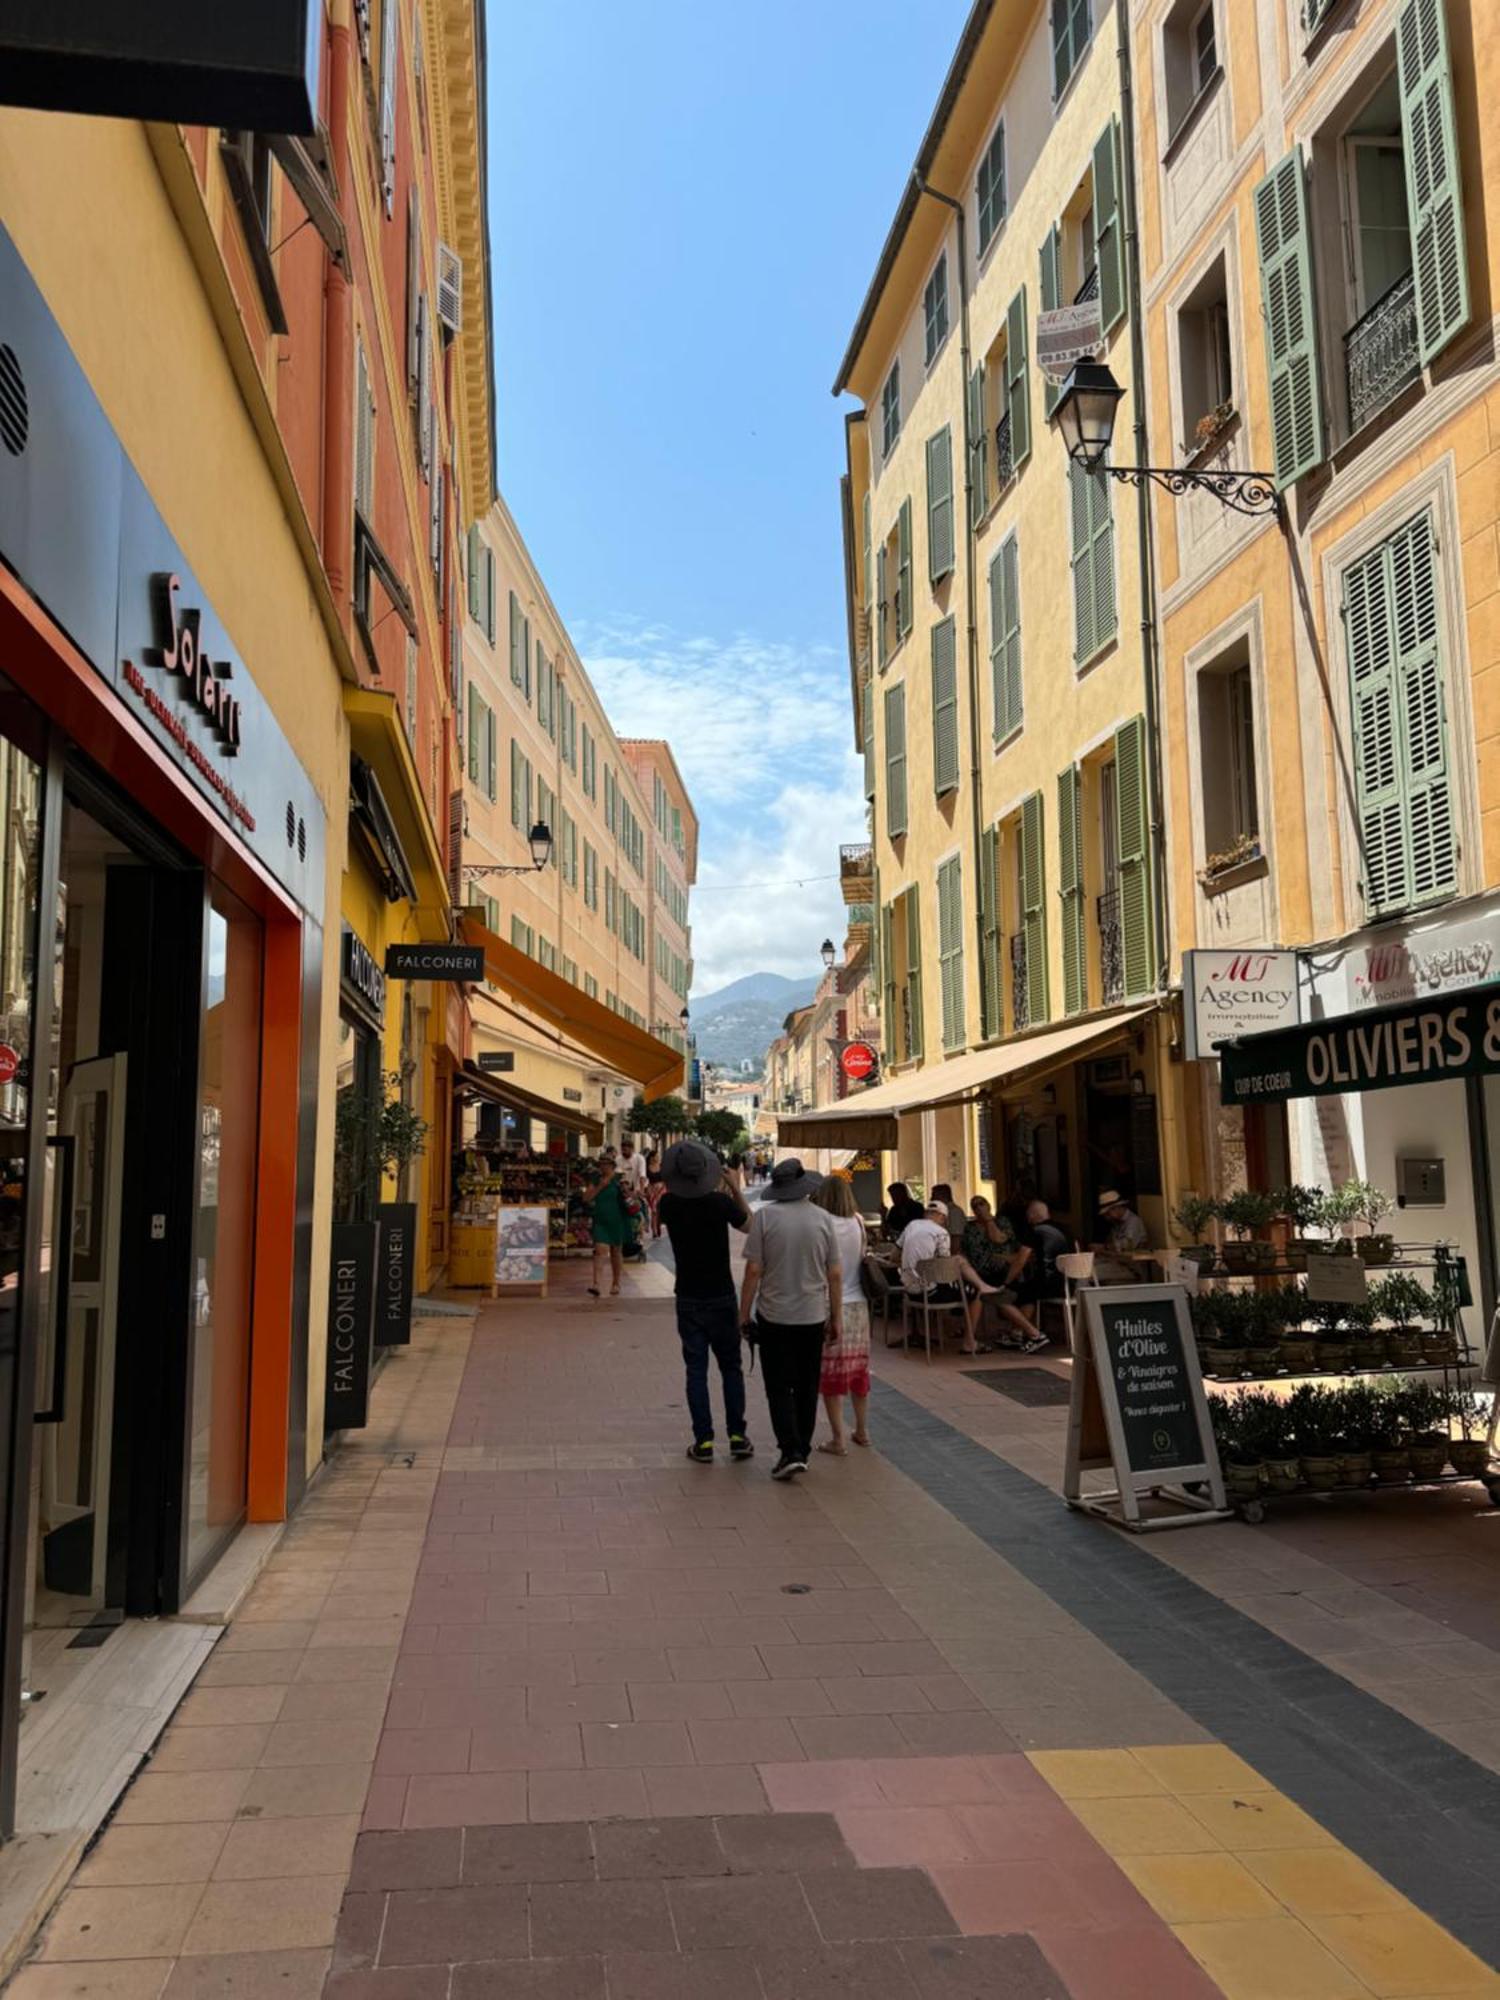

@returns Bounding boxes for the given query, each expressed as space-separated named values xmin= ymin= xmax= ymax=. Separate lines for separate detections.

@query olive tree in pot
xmin=1448 ymin=1389 xmax=1493 ymax=1478
xmin=1370 ymin=1274 xmax=1428 ymax=1367
xmin=1369 ymin=1378 xmax=1412 ymax=1481
xmin=1401 ymin=1381 xmax=1451 ymax=1480
xmin=1334 ymin=1382 xmax=1378 ymax=1486
xmin=1220 ymin=1189 xmax=1279 ymax=1272
xmin=1344 ymin=1179 xmax=1396 ymax=1264
xmin=1275 ymin=1285 xmax=1317 ymax=1372
xmin=1211 ymin=1394 xmax=1264 ymax=1502
xmin=1314 ymin=1182 xmax=1361 ymax=1255
xmin=1172 ymin=1194 xmax=1220 ymax=1268
xmin=1277 ymin=1185 xmax=1324 ymax=1269
xmin=334 ymin=1070 xmax=430 ymax=1223
xmin=1288 ymin=1384 xmax=1341 ymax=1491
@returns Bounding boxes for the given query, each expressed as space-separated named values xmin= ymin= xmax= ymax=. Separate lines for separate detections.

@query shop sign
xmin=477 ymin=1051 xmax=515 ymax=1073
xmin=841 ymin=1041 xmax=878 ymax=1082
xmin=375 ymin=1203 xmax=416 ymax=1348
xmin=1036 ymin=300 xmax=1104 ymax=383
xmin=1305 ymin=1253 xmax=1368 ymax=1305
xmin=1221 ymin=979 xmax=1500 ymax=1106
xmin=1182 ymin=949 xmax=1300 ymax=1060
xmin=563 ymin=1088 xmax=583 ymax=1103
xmin=324 ymin=1221 xmax=377 ymax=1432
xmin=385 ymin=943 xmax=485 ymax=981
xmin=0 ymin=1045 xmax=18 ymax=1086
xmin=340 ymin=927 xmax=385 ymax=1026
xmin=1342 ymin=909 xmax=1500 ymax=1010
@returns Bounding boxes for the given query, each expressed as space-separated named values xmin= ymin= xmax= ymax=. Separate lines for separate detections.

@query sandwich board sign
xmin=1063 ymin=1285 xmax=1230 ymax=1531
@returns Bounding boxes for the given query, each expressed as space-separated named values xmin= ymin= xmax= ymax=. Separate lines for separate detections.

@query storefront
xmin=0 ymin=226 xmax=327 ymax=1841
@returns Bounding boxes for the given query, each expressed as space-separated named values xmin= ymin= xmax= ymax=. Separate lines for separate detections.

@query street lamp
xmin=679 ymin=1006 xmax=690 ymax=1029
xmin=1054 ymin=360 xmax=1282 ymax=519
xmin=820 ymin=938 xmax=836 ymax=970
xmin=466 ymin=820 xmax=553 ymax=882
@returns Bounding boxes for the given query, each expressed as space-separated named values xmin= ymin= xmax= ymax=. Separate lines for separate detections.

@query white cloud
xmin=576 ymin=616 xmax=866 ymax=995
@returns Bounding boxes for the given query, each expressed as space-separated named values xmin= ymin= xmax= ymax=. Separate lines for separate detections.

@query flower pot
xmin=1265 ymin=1457 xmax=1303 ymax=1494
xmin=1278 ymin=1338 xmax=1317 ymax=1371
xmin=1409 ymin=1442 xmax=1448 ymax=1481
xmin=1246 ymin=1346 xmax=1281 ymax=1375
xmin=1420 ymin=1332 xmax=1459 ymax=1365
xmin=1373 ymin=1447 xmax=1412 ymax=1482
xmin=1280 ymin=1246 xmax=1308 ymax=1273
xmin=1225 ymin=1460 xmax=1264 ymax=1500
xmin=1203 ymin=1344 xmax=1239 ymax=1376
xmin=1383 ymin=1331 xmax=1423 ymax=1367
xmin=1220 ymin=1243 xmax=1258 ymax=1274
xmin=1449 ymin=1440 xmax=1491 ymax=1478
xmin=1346 ymin=1340 xmax=1382 ymax=1373
xmin=1316 ymin=1341 xmax=1351 ymax=1372
xmin=1338 ymin=1450 xmax=1373 ymax=1487
xmin=1300 ymin=1453 xmax=1340 ymax=1492
xmin=1181 ymin=1244 xmax=1218 ymax=1268
xmin=1358 ymin=1235 xmax=1396 ymax=1266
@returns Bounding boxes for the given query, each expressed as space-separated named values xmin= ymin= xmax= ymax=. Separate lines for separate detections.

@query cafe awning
xmin=460 ymin=916 xmax=685 ymax=1102
xmin=777 ymin=1005 xmax=1156 ymax=1149
xmin=457 ymin=1061 xmax=604 ymax=1144
xmin=1219 ymin=979 xmax=1500 ymax=1106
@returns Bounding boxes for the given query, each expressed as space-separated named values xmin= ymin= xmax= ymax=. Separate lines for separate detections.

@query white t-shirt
xmin=621 ymin=1153 xmax=648 ymax=1190
xmin=829 ymin=1214 xmax=867 ymax=1303
xmin=900 ymin=1216 xmax=952 ymax=1291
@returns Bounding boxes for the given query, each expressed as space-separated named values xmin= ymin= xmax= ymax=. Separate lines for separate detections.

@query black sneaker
xmin=729 ymin=1435 xmax=755 ymax=1461
xmin=771 ymin=1452 xmax=796 ymax=1481
xmin=686 ymin=1440 xmax=714 ymax=1464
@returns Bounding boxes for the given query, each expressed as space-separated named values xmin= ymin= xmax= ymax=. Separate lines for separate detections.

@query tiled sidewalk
xmin=11 ymin=1256 xmax=1500 ymax=1998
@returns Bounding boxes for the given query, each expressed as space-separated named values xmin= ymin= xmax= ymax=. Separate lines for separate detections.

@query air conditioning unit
xmin=436 ymin=243 xmax=463 ymax=335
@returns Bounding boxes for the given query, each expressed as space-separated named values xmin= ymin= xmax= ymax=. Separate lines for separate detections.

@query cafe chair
xmin=861 ymin=1255 xmax=907 ymax=1348
xmin=906 ymin=1255 xmax=971 ymax=1364
xmin=1055 ymin=1251 xmax=1097 ymax=1354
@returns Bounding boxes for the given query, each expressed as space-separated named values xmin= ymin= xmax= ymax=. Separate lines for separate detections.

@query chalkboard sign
xmin=1063 ymin=1284 xmax=1229 ymax=1532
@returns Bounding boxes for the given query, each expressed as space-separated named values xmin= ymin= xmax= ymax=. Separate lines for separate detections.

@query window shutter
xmin=926 ymin=428 xmax=955 ymax=582
xmin=1094 ymin=119 xmax=1125 ymax=336
xmin=862 ymin=680 xmax=876 ymax=800
xmin=1057 ymin=764 xmax=1087 ymax=1016
xmin=876 ymin=543 xmax=889 ymax=668
xmin=980 ymin=824 xmax=1003 ymax=1039
xmin=968 ymin=366 xmax=988 ymax=526
xmin=937 ymin=856 xmax=965 ymax=1051
xmin=510 ymin=737 xmax=522 ymax=827
xmin=885 ymin=685 xmax=907 ymax=838
xmin=1070 ymin=463 xmax=1095 ymax=665
xmin=484 ymin=710 xmax=497 ymax=802
xmin=862 ymin=494 xmax=873 ymax=615
xmin=1252 ymin=149 xmax=1324 ymax=489
xmin=881 ymin=902 xmax=897 ymax=1044
xmin=989 ymin=534 xmax=1022 ymax=741
xmin=978 ymin=124 xmax=1006 ymax=255
xmin=1090 ymin=462 xmax=1116 ymax=653
xmin=904 ymin=887 xmax=925 ymax=1059
xmin=435 ymin=241 xmax=464 ymax=334
xmin=931 ymin=617 xmax=959 ymax=796
xmin=1040 ymin=227 xmax=1062 ymax=416
xmin=416 ymin=295 xmax=432 ymax=477
xmin=468 ymin=686 xmax=480 ymax=782
xmin=897 ymin=499 xmax=913 ymax=640
xmin=1012 ymin=286 xmax=1032 ymax=468
xmin=378 ymin=0 xmax=398 ymax=215
xmin=467 ymin=525 xmax=481 ymax=617
xmin=1020 ymin=791 xmax=1049 ymax=1023
xmin=353 ymin=338 xmax=375 ymax=522
xmin=508 ymin=590 xmax=523 ymax=684
xmin=406 ymin=186 xmax=421 ymax=387
xmin=1114 ymin=714 xmax=1154 ymax=998
xmin=1398 ymin=0 xmax=1470 ymax=365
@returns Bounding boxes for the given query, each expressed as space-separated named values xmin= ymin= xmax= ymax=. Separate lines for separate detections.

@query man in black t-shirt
xmin=658 ymin=1141 xmax=753 ymax=1464
xmin=991 ymin=1199 xmax=1071 ymax=1353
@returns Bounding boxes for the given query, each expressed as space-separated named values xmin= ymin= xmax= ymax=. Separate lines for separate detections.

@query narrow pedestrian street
xmin=14 ymin=1235 xmax=1500 ymax=1999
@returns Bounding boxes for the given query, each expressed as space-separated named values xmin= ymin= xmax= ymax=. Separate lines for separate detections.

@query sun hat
xmin=660 ymin=1139 xmax=724 ymax=1201
xmin=1097 ymin=1189 xmax=1127 ymax=1211
xmin=763 ymin=1158 xmax=824 ymax=1202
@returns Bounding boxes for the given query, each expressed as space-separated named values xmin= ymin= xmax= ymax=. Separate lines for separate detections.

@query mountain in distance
xmin=691 ymin=971 xmax=819 ymax=1073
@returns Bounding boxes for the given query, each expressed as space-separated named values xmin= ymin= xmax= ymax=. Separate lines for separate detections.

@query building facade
xmin=621 ymin=739 xmax=697 ymax=1052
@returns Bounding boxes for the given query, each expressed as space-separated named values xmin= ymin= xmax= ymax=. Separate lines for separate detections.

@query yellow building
xmin=788 ymin=0 xmax=1183 ymax=1240
xmin=1132 ymin=0 xmax=1500 ymax=1300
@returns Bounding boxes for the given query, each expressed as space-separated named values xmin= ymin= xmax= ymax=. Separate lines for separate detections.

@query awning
xmin=460 ymin=916 xmax=686 ymax=1102
xmin=1220 ymin=978 xmax=1500 ymax=1106
xmin=777 ymin=1005 xmax=1157 ymax=1148
xmin=343 ymin=687 xmax=448 ymax=928
xmin=458 ymin=1061 xmax=604 ymax=1143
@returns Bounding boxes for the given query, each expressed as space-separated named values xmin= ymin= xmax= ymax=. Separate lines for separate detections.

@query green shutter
xmin=1071 ymin=463 xmax=1115 ymax=664
xmin=927 ymin=428 xmax=955 ymax=582
xmin=510 ymin=738 xmax=521 ymax=827
xmin=876 ymin=542 xmax=889 ymax=668
xmin=978 ymin=123 xmax=1006 ymax=254
xmin=1004 ymin=286 xmax=1030 ymax=473
xmin=509 ymin=590 xmax=524 ymax=685
xmin=931 ymin=617 xmax=959 ymax=796
xmin=1114 ymin=714 xmax=1155 ymax=998
xmin=1398 ymin=0 xmax=1470 ymax=365
xmin=904 ymin=886 xmax=925 ymax=1060
xmin=937 ymin=855 xmax=965 ymax=1051
xmin=1094 ymin=119 xmax=1125 ymax=336
xmin=989 ymin=533 xmax=1022 ymax=741
xmin=484 ymin=551 xmax=496 ymax=646
xmin=862 ymin=492 xmax=873 ymax=613
xmin=467 ymin=526 xmax=481 ymax=617
xmin=486 ymin=711 xmax=498 ymax=802
xmin=979 ymin=824 xmax=1003 ymax=1039
xmin=1020 ymin=791 xmax=1049 ymax=1024
xmin=885 ymin=684 xmax=907 ymax=837
xmin=1057 ymin=764 xmax=1087 ymax=1016
xmin=1253 ymin=149 xmax=1325 ymax=489
xmin=967 ymin=366 xmax=988 ymax=526
xmin=468 ymin=686 xmax=480 ymax=782
xmin=1040 ymin=227 xmax=1062 ymax=417
xmin=897 ymin=498 xmax=913 ymax=640
xmin=862 ymin=680 xmax=876 ymax=800
xmin=881 ymin=901 xmax=897 ymax=1051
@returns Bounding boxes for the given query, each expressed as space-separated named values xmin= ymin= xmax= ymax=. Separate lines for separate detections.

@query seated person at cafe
xmin=989 ymin=1199 xmax=1070 ymax=1352
xmin=1092 ymin=1188 xmax=1148 ymax=1283
xmin=929 ymin=1183 xmax=966 ymax=1243
xmin=883 ymin=1181 xmax=926 ymax=1241
xmin=962 ymin=1194 xmax=1024 ymax=1287
xmin=899 ymin=1202 xmax=1002 ymax=1355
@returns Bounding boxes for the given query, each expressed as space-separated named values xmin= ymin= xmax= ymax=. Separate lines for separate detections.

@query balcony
xmin=840 ymin=842 xmax=874 ymax=905
xmin=1344 ymin=269 xmax=1419 ymax=435
xmin=1075 ymin=265 xmax=1099 ymax=305
xmin=994 ymin=409 xmax=1014 ymax=491
xmin=1097 ymin=886 xmax=1124 ymax=1006
xmin=1009 ymin=933 xmax=1029 ymax=1032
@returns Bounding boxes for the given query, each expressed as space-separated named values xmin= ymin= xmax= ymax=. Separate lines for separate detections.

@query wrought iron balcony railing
xmin=1345 ymin=269 xmax=1419 ymax=434
xmin=995 ymin=409 xmax=1015 ymax=490
xmin=1074 ymin=265 xmax=1099 ymax=305
xmin=1097 ymin=886 xmax=1124 ymax=1006
xmin=1009 ymin=933 xmax=1029 ymax=1032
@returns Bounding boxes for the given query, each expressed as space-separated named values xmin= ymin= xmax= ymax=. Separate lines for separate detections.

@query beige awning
xmin=776 ymin=1005 xmax=1157 ymax=1149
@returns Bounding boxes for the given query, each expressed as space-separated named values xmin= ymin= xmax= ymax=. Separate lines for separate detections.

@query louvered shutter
xmin=510 ymin=737 xmax=522 ymax=827
xmin=980 ymin=824 xmax=1002 ymax=1039
xmin=1094 ymin=120 xmax=1125 ymax=336
xmin=435 ymin=242 xmax=463 ymax=334
xmin=353 ymin=339 xmax=374 ymax=522
xmin=876 ymin=543 xmax=889 ymax=668
xmin=468 ymin=686 xmax=480 ymax=782
xmin=1057 ymin=764 xmax=1087 ymax=1016
xmin=406 ymin=186 xmax=421 ymax=387
xmin=1012 ymin=286 xmax=1032 ymax=468
xmin=968 ymin=367 xmax=988 ymax=525
xmin=897 ymin=499 xmax=913 ymax=641
xmin=378 ymin=0 xmax=398 ymax=216
xmin=885 ymin=685 xmax=907 ymax=837
xmin=1398 ymin=0 xmax=1469 ymax=365
xmin=927 ymin=428 xmax=955 ymax=582
xmin=467 ymin=525 xmax=481 ymax=617
xmin=448 ymin=788 xmax=464 ymax=903
xmin=1040 ymin=227 xmax=1062 ymax=417
xmin=904 ymin=887 xmax=925 ymax=1060
xmin=1070 ymin=464 xmax=1095 ymax=664
xmin=938 ymin=856 xmax=965 ymax=1051
xmin=932 ymin=617 xmax=959 ymax=796
xmin=1114 ymin=714 xmax=1154 ymax=998
xmin=1090 ymin=463 xmax=1116 ymax=652
xmin=881 ymin=902 xmax=897 ymax=1043
xmin=989 ymin=535 xmax=1022 ymax=741
xmin=416 ymin=295 xmax=432 ymax=477
xmin=430 ymin=453 xmax=443 ymax=569
xmin=1253 ymin=150 xmax=1324 ymax=488
xmin=1020 ymin=791 xmax=1049 ymax=1023
xmin=862 ymin=680 xmax=876 ymax=800
xmin=509 ymin=590 xmax=524 ymax=685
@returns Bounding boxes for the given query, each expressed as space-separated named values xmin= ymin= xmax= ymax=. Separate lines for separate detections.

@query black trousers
xmin=755 ymin=1317 xmax=826 ymax=1461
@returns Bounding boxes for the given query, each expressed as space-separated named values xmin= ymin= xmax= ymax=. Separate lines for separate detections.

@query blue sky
xmin=485 ymin=0 xmax=972 ymax=995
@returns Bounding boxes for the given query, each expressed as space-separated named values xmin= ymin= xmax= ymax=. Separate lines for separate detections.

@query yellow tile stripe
xmin=1029 ymin=1747 xmax=1500 ymax=2000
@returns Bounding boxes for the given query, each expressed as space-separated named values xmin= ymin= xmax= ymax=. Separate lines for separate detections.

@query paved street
xmin=13 ymin=1249 xmax=1500 ymax=1998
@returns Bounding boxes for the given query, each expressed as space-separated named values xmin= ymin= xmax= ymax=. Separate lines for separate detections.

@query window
xmin=884 ymin=684 xmax=907 ymax=838
xmin=353 ymin=337 xmax=375 ymax=523
xmin=1252 ymin=149 xmax=1323 ymax=484
xmin=582 ymin=724 xmax=596 ymax=799
xmin=926 ymin=427 xmax=955 ymax=582
xmin=467 ymin=685 xmax=482 ymax=783
xmin=404 ymin=634 xmax=417 ymax=743
xmin=937 ymin=856 xmax=965 ymax=1051
xmin=1069 ymin=461 xmax=1116 ymax=665
xmin=875 ymin=500 xmax=913 ymax=669
xmin=538 ymin=649 xmax=554 ymax=736
xmin=508 ymin=592 xmax=529 ymax=693
xmin=977 ymin=123 xmax=1006 ymax=256
xmin=923 ymin=256 xmax=949 ymax=364
xmin=881 ymin=362 xmax=901 ymax=457
xmin=1163 ymin=0 xmax=1220 ymax=141
xmin=979 ymin=825 xmax=1003 ymax=1038
xmin=584 ymin=842 xmax=598 ymax=909
xmin=511 ymin=916 xmax=534 ymax=957
xmin=537 ymin=779 xmax=555 ymax=860
xmin=1197 ymin=641 xmax=1260 ymax=869
xmin=931 ymin=618 xmax=959 ymax=797
xmin=1051 ymin=0 xmax=1092 ymax=98
xmin=1177 ymin=253 xmax=1234 ymax=449
xmin=989 ymin=533 xmax=1022 ymax=742
xmin=584 ymin=973 xmax=598 ymax=999
xmin=979 ymin=288 xmax=1032 ymax=502
xmin=1344 ymin=509 xmax=1456 ymax=916
xmin=879 ymin=887 xmax=924 ymax=1062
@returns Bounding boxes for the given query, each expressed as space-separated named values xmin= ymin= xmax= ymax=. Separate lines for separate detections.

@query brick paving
xmin=12 ymin=1237 xmax=1500 ymax=1998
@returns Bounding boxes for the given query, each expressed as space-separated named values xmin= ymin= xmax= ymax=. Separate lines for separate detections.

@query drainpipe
xmin=1113 ymin=4 xmax=1170 ymax=991
xmin=912 ymin=175 xmax=991 ymax=1043
xmin=322 ymin=12 xmax=354 ymax=608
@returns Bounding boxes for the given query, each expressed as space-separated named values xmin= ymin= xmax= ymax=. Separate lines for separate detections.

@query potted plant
xmin=1402 ymin=1382 xmax=1450 ymax=1480
xmin=1371 ymin=1274 xmax=1428 ymax=1366
xmin=1172 ymin=1193 xmax=1220 ymax=1268
xmin=1211 ymin=1393 xmax=1264 ymax=1502
xmin=1369 ymin=1378 xmax=1412 ymax=1482
xmin=1275 ymin=1286 xmax=1318 ymax=1372
xmin=1220 ymin=1188 xmax=1279 ymax=1272
xmin=1343 ymin=1179 xmax=1396 ymax=1265
xmin=1334 ymin=1381 xmax=1377 ymax=1487
xmin=1278 ymin=1186 xmax=1325 ymax=1269
xmin=1315 ymin=1182 xmax=1361 ymax=1254
xmin=1244 ymin=1290 xmax=1285 ymax=1375
xmin=1342 ymin=1297 xmax=1381 ymax=1371
xmin=1288 ymin=1383 xmax=1341 ymax=1491
xmin=1193 ymin=1290 xmax=1244 ymax=1376
xmin=1448 ymin=1389 xmax=1492 ymax=1478
xmin=1251 ymin=1393 xmax=1302 ymax=1495
xmin=1307 ymin=1298 xmax=1351 ymax=1373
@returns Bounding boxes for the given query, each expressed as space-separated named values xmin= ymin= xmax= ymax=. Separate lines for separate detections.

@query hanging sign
xmin=375 ymin=1202 xmax=417 ymax=1347
xmin=1036 ymin=300 xmax=1104 ymax=384
xmin=841 ymin=1042 xmax=878 ymax=1082
xmin=1063 ymin=1285 xmax=1229 ymax=1531
xmin=385 ymin=942 xmax=485 ymax=981
xmin=1221 ymin=980 xmax=1500 ymax=1105
xmin=1305 ymin=1253 xmax=1368 ymax=1306
xmin=324 ymin=1221 xmax=378 ymax=1432
xmin=1183 ymin=949 xmax=1300 ymax=1060
xmin=477 ymin=1050 xmax=516 ymax=1072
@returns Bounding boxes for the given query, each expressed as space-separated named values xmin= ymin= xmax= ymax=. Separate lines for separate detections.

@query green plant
xmin=1334 ymin=1382 xmax=1380 ymax=1452
xmin=1370 ymin=1273 xmax=1430 ymax=1327
xmin=693 ymin=1107 xmax=748 ymax=1154
xmin=1397 ymin=1380 xmax=1448 ymax=1443
xmin=626 ymin=1093 xmax=690 ymax=1140
xmin=1213 ymin=1389 xmax=1287 ymax=1463
xmin=1340 ymin=1179 xmax=1392 ymax=1234
xmin=1287 ymin=1384 xmax=1340 ymax=1455
xmin=1220 ymin=1188 xmax=1280 ymax=1238
xmin=1342 ymin=1299 xmax=1378 ymax=1338
xmin=1173 ymin=1194 xmax=1219 ymax=1242
xmin=334 ymin=1071 xmax=429 ymax=1221
xmin=1367 ymin=1377 xmax=1410 ymax=1448
xmin=1278 ymin=1184 xmax=1325 ymax=1232
xmin=1450 ymin=1387 xmax=1489 ymax=1439
xmin=1274 ymin=1285 xmax=1311 ymax=1333
xmin=1317 ymin=1183 xmax=1362 ymax=1235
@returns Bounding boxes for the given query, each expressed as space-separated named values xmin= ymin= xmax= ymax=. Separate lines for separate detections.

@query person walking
xmin=811 ymin=1176 xmax=872 ymax=1454
xmin=645 ymin=1146 xmax=666 ymax=1238
xmin=657 ymin=1140 xmax=754 ymax=1464
xmin=581 ymin=1157 xmax=631 ymax=1297
xmin=739 ymin=1158 xmax=842 ymax=1481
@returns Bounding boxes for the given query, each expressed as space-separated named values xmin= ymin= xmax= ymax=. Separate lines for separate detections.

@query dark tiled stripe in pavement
xmin=869 ymin=1377 xmax=1500 ymax=1971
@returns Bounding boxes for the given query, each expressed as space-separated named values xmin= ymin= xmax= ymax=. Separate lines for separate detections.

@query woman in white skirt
xmin=811 ymin=1175 xmax=872 ymax=1454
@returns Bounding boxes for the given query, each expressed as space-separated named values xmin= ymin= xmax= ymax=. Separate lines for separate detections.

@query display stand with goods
xmin=450 ymin=1150 xmax=590 ymax=1286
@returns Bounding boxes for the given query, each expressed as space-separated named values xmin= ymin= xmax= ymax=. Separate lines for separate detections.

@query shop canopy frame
xmin=776 ymin=1005 xmax=1157 ymax=1149
xmin=457 ymin=1060 xmax=604 ymax=1144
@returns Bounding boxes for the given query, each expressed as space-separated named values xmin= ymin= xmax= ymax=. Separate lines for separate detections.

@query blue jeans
xmin=676 ymin=1293 xmax=747 ymax=1444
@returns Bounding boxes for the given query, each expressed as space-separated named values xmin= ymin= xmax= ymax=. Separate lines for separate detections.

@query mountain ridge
xmin=689 ymin=971 xmax=819 ymax=1073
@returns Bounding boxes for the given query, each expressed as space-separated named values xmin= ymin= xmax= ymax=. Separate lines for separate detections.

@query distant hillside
xmin=692 ymin=972 xmax=818 ymax=1073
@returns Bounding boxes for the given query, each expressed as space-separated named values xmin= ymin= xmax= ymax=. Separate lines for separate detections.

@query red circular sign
xmin=0 ymin=1045 xmax=18 ymax=1086
xmin=841 ymin=1042 xmax=877 ymax=1082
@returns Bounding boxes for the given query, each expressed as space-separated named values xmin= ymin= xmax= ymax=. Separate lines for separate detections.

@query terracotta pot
xmin=1220 ymin=1243 xmax=1257 ymax=1274
xmin=1449 ymin=1441 xmax=1490 ymax=1478
xmin=1420 ymin=1333 xmax=1458 ymax=1364
xmin=1409 ymin=1442 xmax=1448 ymax=1481
xmin=1265 ymin=1457 xmax=1302 ymax=1494
xmin=1358 ymin=1235 xmax=1396 ymax=1266
xmin=1316 ymin=1341 xmax=1351 ymax=1372
xmin=1338 ymin=1451 xmax=1373 ymax=1487
xmin=1225 ymin=1461 xmax=1264 ymax=1500
xmin=1384 ymin=1332 xmax=1423 ymax=1367
xmin=1278 ymin=1339 xmax=1317 ymax=1371
xmin=1373 ymin=1447 xmax=1411 ymax=1481
xmin=1300 ymin=1454 xmax=1340 ymax=1492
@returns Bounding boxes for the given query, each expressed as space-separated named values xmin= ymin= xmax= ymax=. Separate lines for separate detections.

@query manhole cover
xmin=963 ymin=1366 xmax=1071 ymax=1407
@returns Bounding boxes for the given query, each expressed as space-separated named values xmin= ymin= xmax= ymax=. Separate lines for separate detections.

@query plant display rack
xmin=455 ymin=1160 xmax=590 ymax=1259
